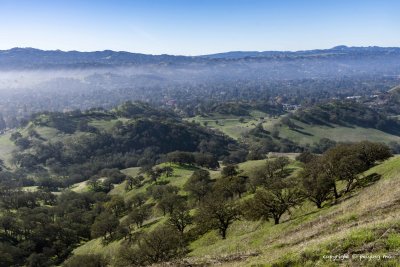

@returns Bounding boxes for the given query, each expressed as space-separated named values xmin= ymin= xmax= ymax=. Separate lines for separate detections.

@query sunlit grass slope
xmin=185 ymin=156 xmax=400 ymax=266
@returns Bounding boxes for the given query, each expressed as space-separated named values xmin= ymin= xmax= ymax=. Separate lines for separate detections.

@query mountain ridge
xmin=1 ymin=46 xmax=400 ymax=69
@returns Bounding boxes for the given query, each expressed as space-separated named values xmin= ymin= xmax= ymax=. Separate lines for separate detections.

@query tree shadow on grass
xmin=141 ymin=217 xmax=163 ymax=230
xmin=353 ymin=173 xmax=382 ymax=190
xmin=281 ymin=167 xmax=298 ymax=177
xmin=291 ymin=128 xmax=314 ymax=136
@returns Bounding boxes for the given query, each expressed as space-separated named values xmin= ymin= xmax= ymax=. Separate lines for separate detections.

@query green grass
xmin=363 ymin=156 xmax=400 ymax=180
xmin=22 ymin=186 xmax=39 ymax=192
xmin=70 ymin=181 xmax=90 ymax=193
xmin=188 ymin=113 xmax=400 ymax=146
xmin=268 ymin=119 xmax=400 ymax=145
xmin=109 ymin=167 xmax=143 ymax=200
xmin=186 ymin=111 xmax=277 ymax=139
xmin=386 ymin=233 xmax=400 ymax=250
xmin=110 ymin=164 xmax=199 ymax=201
xmin=89 ymin=118 xmax=129 ymax=132
xmin=73 ymin=238 xmax=123 ymax=258
xmin=34 ymin=126 xmax=60 ymax=140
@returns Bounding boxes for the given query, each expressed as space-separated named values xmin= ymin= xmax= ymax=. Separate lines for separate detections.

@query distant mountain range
xmin=201 ymin=45 xmax=400 ymax=59
xmin=1 ymin=46 xmax=400 ymax=69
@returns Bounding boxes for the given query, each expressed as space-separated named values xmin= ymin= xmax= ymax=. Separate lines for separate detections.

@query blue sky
xmin=0 ymin=0 xmax=399 ymax=55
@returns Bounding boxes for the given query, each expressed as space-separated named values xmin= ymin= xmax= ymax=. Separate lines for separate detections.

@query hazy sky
xmin=0 ymin=0 xmax=399 ymax=55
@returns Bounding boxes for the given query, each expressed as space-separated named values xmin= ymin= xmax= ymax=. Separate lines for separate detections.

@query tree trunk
xmin=333 ymin=183 xmax=339 ymax=200
xmin=221 ymin=229 xmax=226 ymax=239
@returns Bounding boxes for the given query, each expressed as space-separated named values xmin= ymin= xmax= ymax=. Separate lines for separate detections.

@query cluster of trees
xmin=245 ymin=124 xmax=304 ymax=158
xmin=10 ymin=103 xmax=243 ymax=187
xmin=0 ymin=188 xmax=113 ymax=266
xmin=166 ymin=151 xmax=220 ymax=169
xmin=299 ymin=141 xmax=392 ymax=208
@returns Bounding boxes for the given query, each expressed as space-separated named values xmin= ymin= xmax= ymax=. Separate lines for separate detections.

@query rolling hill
xmin=69 ymin=155 xmax=400 ymax=266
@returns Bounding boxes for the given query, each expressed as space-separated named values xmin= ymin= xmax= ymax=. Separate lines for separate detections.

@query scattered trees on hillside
xmin=184 ymin=169 xmax=213 ymax=202
xmin=127 ymin=204 xmax=152 ymax=228
xmin=242 ymin=186 xmax=302 ymax=224
xmin=115 ymin=225 xmax=187 ymax=266
xmin=91 ymin=212 xmax=120 ymax=241
xmin=299 ymin=158 xmax=334 ymax=208
xmin=168 ymin=206 xmax=193 ymax=234
xmin=196 ymin=194 xmax=241 ymax=239
xmin=299 ymin=141 xmax=392 ymax=208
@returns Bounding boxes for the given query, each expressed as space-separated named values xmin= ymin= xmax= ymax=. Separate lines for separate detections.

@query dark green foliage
xmin=10 ymin=131 xmax=22 ymax=141
xmin=147 ymin=184 xmax=179 ymax=201
xmin=245 ymin=124 xmax=304 ymax=154
xmin=354 ymin=141 xmax=393 ymax=167
xmin=32 ymin=109 xmax=114 ymax=134
xmin=196 ymin=194 xmax=241 ymax=239
xmin=168 ymin=205 xmax=193 ymax=234
xmin=193 ymin=152 xmax=220 ymax=169
xmin=221 ymin=165 xmax=239 ymax=178
xmin=248 ymin=157 xmax=290 ymax=189
xmin=166 ymin=151 xmax=196 ymax=165
xmin=91 ymin=212 xmax=120 ymax=241
xmin=125 ymin=175 xmax=144 ymax=191
xmin=129 ymin=192 xmax=147 ymax=208
xmin=184 ymin=169 xmax=213 ymax=202
xmin=0 ymin=189 xmax=107 ymax=266
xmin=243 ymin=157 xmax=302 ymax=224
xmin=299 ymin=157 xmax=334 ymax=208
xmin=300 ymin=141 xmax=392 ymax=207
xmin=296 ymin=151 xmax=317 ymax=164
xmin=63 ymin=254 xmax=109 ymax=267
xmin=311 ymin=138 xmax=337 ymax=153
xmin=242 ymin=186 xmax=302 ymax=224
xmin=156 ymin=193 xmax=186 ymax=216
xmin=104 ymin=195 xmax=126 ymax=217
xmin=127 ymin=204 xmax=152 ymax=228
xmin=115 ymin=225 xmax=187 ymax=266
xmin=213 ymin=175 xmax=248 ymax=199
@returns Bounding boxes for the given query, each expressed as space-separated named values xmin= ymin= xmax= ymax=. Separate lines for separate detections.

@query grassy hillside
xmin=267 ymin=119 xmax=400 ymax=145
xmin=69 ymin=156 xmax=400 ymax=266
xmin=187 ymin=112 xmax=400 ymax=147
xmin=186 ymin=110 xmax=277 ymax=139
xmin=184 ymin=156 xmax=400 ymax=266
xmin=71 ymin=159 xmax=270 ymax=258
